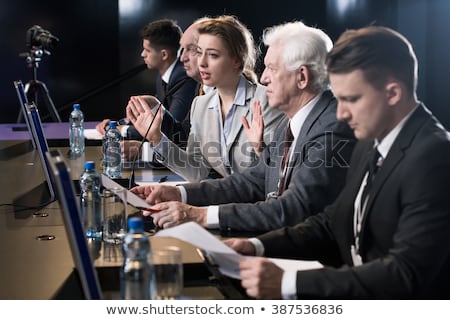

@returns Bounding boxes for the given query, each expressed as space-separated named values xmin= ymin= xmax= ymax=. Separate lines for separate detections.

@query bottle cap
xmin=128 ymin=217 xmax=143 ymax=230
xmin=73 ymin=103 xmax=80 ymax=110
xmin=84 ymin=161 xmax=95 ymax=171
xmin=109 ymin=120 xmax=117 ymax=128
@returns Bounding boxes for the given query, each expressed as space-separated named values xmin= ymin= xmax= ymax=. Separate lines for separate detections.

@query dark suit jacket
xmin=155 ymin=59 xmax=198 ymax=122
xmin=127 ymin=59 xmax=197 ymax=146
xmin=183 ymin=90 xmax=356 ymax=232
xmin=259 ymin=104 xmax=450 ymax=298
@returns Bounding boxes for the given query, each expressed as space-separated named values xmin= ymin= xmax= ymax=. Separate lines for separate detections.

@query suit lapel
xmin=167 ymin=60 xmax=184 ymax=87
xmin=204 ymin=95 xmax=221 ymax=145
xmin=225 ymin=81 xmax=254 ymax=150
xmin=332 ymin=141 xmax=373 ymax=264
xmin=297 ymin=90 xmax=334 ymax=142
xmin=283 ymin=90 xmax=334 ymax=186
xmin=201 ymin=95 xmax=227 ymax=174
xmin=156 ymin=77 xmax=163 ymax=101
xmin=358 ymin=105 xmax=430 ymax=245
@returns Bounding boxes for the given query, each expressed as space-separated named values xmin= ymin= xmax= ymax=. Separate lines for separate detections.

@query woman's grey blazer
xmin=156 ymin=79 xmax=284 ymax=182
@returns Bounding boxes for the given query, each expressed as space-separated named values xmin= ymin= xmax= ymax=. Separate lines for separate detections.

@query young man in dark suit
xmin=122 ymin=18 xmax=212 ymax=161
xmin=96 ymin=19 xmax=197 ymax=155
xmin=226 ymin=26 xmax=450 ymax=299
xmin=120 ymin=19 xmax=197 ymax=141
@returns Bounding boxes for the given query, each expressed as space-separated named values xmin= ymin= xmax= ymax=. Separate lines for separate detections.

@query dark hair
xmin=326 ymin=26 xmax=418 ymax=94
xmin=197 ymin=15 xmax=258 ymax=83
xmin=140 ymin=19 xmax=182 ymax=55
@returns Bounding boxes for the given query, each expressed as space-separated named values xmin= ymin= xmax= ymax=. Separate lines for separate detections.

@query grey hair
xmin=262 ymin=21 xmax=333 ymax=91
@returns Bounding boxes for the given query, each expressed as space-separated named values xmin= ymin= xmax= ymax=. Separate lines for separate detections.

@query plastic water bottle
xmin=103 ymin=120 xmax=122 ymax=178
xmin=79 ymin=161 xmax=102 ymax=239
xmin=120 ymin=217 xmax=154 ymax=299
xmin=69 ymin=103 xmax=85 ymax=154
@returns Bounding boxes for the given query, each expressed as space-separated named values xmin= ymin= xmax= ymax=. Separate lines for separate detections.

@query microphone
xmin=128 ymin=101 xmax=162 ymax=189
xmin=127 ymin=77 xmax=189 ymax=189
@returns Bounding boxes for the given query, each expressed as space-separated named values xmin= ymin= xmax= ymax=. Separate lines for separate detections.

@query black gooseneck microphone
xmin=127 ymin=78 xmax=188 ymax=189
xmin=128 ymin=102 xmax=162 ymax=189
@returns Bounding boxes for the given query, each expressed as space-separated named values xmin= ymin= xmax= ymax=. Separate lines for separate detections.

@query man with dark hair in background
xmin=96 ymin=19 xmax=197 ymax=158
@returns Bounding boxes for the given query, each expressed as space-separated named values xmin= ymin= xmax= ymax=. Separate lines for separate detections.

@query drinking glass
xmin=150 ymin=246 xmax=183 ymax=300
xmin=101 ymin=187 xmax=127 ymax=244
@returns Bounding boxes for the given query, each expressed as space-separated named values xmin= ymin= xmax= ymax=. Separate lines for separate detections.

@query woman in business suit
xmin=127 ymin=15 xmax=283 ymax=182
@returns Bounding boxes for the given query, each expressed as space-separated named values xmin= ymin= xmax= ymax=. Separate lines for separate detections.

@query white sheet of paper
xmin=154 ymin=222 xmax=323 ymax=279
xmin=84 ymin=128 xmax=104 ymax=140
xmin=100 ymin=174 xmax=152 ymax=210
xmin=155 ymin=222 xmax=235 ymax=254
xmin=136 ymin=180 xmax=188 ymax=186
xmin=270 ymin=257 xmax=323 ymax=272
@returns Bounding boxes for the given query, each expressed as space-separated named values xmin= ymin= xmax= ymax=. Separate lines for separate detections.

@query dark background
xmin=1 ymin=0 xmax=449 ymax=128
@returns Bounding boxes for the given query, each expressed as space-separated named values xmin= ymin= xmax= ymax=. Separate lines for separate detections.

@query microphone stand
xmin=128 ymin=102 xmax=162 ymax=189
xmin=49 ymin=63 xmax=147 ymax=121
xmin=127 ymin=77 xmax=188 ymax=189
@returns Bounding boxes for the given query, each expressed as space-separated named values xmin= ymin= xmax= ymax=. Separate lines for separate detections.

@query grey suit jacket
xmin=183 ymin=90 xmax=356 ymax=232
xmin=156 ymin=77 xmax=284 ymax=182
xmin=260 ymin=104 xmax=450 ymax=298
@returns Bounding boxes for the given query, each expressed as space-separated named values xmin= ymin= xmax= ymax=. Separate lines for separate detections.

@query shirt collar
xmin=289 ymin=92 xmax=323 ymax=139
xmin=375 ymin=104 xmax=419 ymax=159
xmin=208 ymin=74 xmax=247 ymax=110
xmin=202 ymin=84 xmax=214 ymax=94
xmin=161 ymin=59 xmax=177 ymax=84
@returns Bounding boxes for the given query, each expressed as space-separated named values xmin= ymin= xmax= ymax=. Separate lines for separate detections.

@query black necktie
xmin=353 ymin=147 xmax=382 ymax=265
xmin=361 ymin=148 xmax=381 ymax=208
xmin=278 ymin=124 xmax=294 ymax=195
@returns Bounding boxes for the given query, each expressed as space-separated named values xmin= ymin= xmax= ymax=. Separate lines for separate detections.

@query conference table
xmin=0 ymin=129 xmax=246 ymax=299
